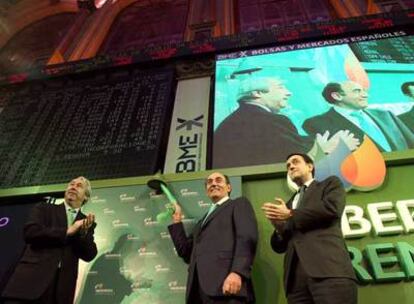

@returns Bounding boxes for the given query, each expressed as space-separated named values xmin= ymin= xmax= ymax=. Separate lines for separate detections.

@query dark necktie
xmin=296 ymin=185 xmax=306 ymax=209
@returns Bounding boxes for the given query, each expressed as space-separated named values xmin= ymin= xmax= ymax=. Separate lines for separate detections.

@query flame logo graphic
xmin=314 ymin=135 xmax=385 ymax=192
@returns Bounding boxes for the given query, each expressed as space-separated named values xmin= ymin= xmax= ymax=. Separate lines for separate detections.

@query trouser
xmin=287 ymin=254 xmax=358 ymax=304
xmin=187 ymin=267 xmax=250 ymax=304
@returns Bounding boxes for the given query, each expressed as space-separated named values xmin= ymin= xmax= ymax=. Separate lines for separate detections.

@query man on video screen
xmin=303 ymin=80 xmax=414 ymax=152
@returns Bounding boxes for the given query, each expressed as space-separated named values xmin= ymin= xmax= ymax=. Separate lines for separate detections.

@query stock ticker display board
xmin=350 ymin=35 xmax=414 ymax=63
xmin=0 ymin=68 xmax=175 ymax=188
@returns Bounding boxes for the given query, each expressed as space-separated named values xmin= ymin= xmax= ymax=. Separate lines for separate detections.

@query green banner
xmin=75 ymin=177 xmax=242 ymax=304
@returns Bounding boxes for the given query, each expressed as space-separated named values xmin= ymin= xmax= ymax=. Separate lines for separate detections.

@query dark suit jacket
xmin=398 ymin=106 xmax=414 ymax=133
xmin=303 ymin=108 xmax=414 ymax=151
xmin=270 ymin=176 xmax=356 ymax=294
xmin=168 ymin=197 xmax=258 ymax=303
xmin=2 ymin=202 xmax=97 ymax=304
xmin=213 ymin=104 xmax=313 ymax=168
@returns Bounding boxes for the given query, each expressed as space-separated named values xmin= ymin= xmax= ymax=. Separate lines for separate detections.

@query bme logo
xmin=175 ymin=115 xmax=204 ymax=173
xmin=176 ymin=115 xmax=204 ymax=131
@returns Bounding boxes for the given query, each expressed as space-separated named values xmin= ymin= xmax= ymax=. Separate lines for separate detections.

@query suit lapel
xmin=365 ymin=109 xmax=412 ymax=150
xmin=287 ymin=195 xmax=295 ymax=209
xmin=289 ymin=180 xmax=318 ymax=209
xmin=59 ymin=203 xmax=85 ymax=227
xmin=74 ymin=210 xmax=86 ymax=222
xmin=364 ymin=109 xmax=391 ymax=143
xmin=299 ymin=180 xmax=317 ymax=207
xmin=201 ymin=198 xmax=232 ymax=229
xmin=331 ymin=109 xmax=363 ymax=136
xmin=57 ymin=203 xmax=68 ymax=227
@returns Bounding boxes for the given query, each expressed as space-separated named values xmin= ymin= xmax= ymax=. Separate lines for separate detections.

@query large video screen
xmin=213 ymin=31 xmax=414 ymax=168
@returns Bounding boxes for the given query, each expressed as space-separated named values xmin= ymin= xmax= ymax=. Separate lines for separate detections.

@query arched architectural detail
xmin=185 ymin=0 xmax=237 ymax=41
xmin=0 ymin=12 xmax=77 ymax=74
xmin=326 ymin=0 xmax=381 ymax=18
xmin=236 ymin=0 xmax=334 ymax=32
xmin=66 ymin=0 xmax=138 ymax=61
xmin=221 ymin=0 xmax=237 ymax=37
xmin=98 ymin=0 xmax=189 ymax=54
xmin=0 ymin=0 xmax=79 ymax=49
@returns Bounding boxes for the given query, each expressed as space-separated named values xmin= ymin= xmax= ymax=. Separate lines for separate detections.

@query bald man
xmin=303 ymin=80 xmax=414 ymax=152
xmin=168 ymin=172 xmax=258 ymax=303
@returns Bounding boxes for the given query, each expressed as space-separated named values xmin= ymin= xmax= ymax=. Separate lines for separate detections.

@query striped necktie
xmin=67 ymin=208 xmax=77 ymax=227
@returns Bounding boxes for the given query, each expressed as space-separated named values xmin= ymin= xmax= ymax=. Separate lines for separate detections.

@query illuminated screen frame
xmin=213 ymin=30 xmax=414 ymax=168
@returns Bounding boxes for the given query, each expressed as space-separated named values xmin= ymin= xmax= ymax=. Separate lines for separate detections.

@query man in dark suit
xmin=398 ymin=81 xmax=414 ymax=132
xmin=2 ymin=176 xmax=97 ymax=304
xmin=168 ymin=172 xmax=258 ymax=303
xmin=303 ymin=80 xmax=414 ymax=152
xmin=262 ymin=153 xmax=357 ymax=304
xmin=213 ymin=78 xmax=314 ymax=168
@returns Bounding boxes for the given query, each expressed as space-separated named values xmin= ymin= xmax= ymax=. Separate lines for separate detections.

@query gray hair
xmin=237 ymin=77 xmax=277 ymax=103
xmin=78 ymin=176 xmax=92 ymax=205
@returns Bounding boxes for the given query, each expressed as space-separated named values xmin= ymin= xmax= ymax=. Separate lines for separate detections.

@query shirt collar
xmin=64 ymin=201 xmax=80 ymax=213
xmin=244 ymin=101 xmax=272 ymax=113
xmin=334 ymin=105 xmax=364 ymax=116
xmin=300 ymin=178 xmax=314 ymax=190
xmin=214 ymin=196 xmax=230 ymax=206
